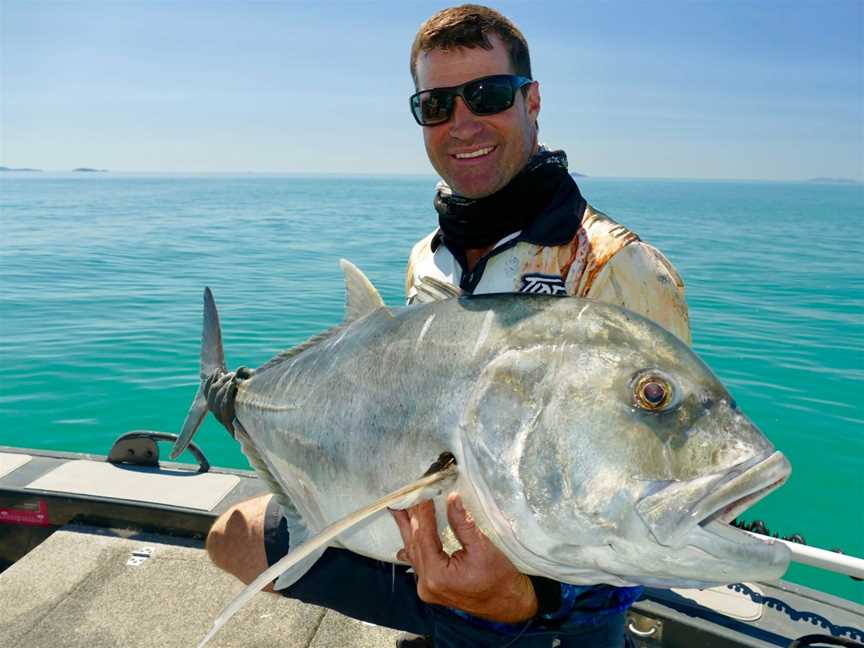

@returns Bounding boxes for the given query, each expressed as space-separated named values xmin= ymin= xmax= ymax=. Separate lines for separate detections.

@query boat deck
xmin=0 ymin=523 xmax=405 ymax=648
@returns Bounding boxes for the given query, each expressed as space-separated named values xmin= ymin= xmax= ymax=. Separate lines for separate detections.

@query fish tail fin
xmin=200 ymin=287 xmax=228 ymax=378
xmin=170 ymin=386 xmax=208 ymax=460
xmin=170 ymin=287 xmax=227 ymax=460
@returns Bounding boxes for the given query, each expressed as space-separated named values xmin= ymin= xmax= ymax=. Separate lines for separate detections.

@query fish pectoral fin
xmin=272 ymin=545 xmax=327 ymax=591
xmin=387 ymin=483 xmax=449 ymax=510
xmin=196 ymin=458 xmax=459 ymax=648
xmin=340 ymin=259 xmax=390 ymax=323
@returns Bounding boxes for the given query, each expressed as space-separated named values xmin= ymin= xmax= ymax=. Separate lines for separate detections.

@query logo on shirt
xmin=519 ymin=273 xmax=567 ymax=295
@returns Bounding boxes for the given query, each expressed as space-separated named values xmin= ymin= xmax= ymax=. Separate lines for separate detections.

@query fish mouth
xmin=688 ymin=452 xmax=790 ymax=570
xmin=620 ymin=451 xmax=793 ymax=585
xmin=681 ymin=453 xmax=792 ymax=584
xmin=698 ymin=475 xmax=788 ymax=528
xmin=636 ymin=451 xmax=791 ymax=547
xmin=692 ymin=451 xmax=790 ymax=529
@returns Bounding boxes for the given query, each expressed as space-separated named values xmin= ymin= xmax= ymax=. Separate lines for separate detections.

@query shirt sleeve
xmin=405 ymin=249 xmax=420 ymax=303
xmin=586 ymin=242 xmax=692 ymax=346
xmin=405 ymin=232 xmax=437 ymax=304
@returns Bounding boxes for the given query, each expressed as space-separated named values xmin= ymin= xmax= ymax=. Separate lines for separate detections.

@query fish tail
xmin=170 ymin=287 xmax=227 ymax=460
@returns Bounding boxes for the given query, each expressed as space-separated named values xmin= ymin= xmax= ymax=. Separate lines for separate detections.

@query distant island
xmin=571 ymin=171 xmax=587 ymax=177
xmin=807 ymin=177 xmax=858 ymax=184
xmin=0 ymin=166 xmax=111 ymax=173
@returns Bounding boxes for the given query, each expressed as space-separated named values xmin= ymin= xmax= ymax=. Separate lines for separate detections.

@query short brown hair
xmin=410 ymin=4 xmax=532 ymax=86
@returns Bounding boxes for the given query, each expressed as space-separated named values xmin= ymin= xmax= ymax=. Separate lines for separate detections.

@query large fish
xmin=172 ymin=260 xmax=791 ymax=645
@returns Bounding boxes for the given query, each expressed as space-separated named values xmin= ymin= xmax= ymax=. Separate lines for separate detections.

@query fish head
xmin=460 ymin=298 xmax=791 ymax=588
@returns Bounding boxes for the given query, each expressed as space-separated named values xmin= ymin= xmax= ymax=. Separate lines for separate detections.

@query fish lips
xmin=635 ymin=450 xmax=791 ymax=548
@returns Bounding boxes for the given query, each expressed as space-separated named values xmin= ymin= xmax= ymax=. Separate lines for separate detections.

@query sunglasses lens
xmin=465 ymin=77 xmax=515 ymax=115
xmin=413 ymin=90 xmax=453 ymax=125
xmin=411 ymin=75 xmax=528 ymax=125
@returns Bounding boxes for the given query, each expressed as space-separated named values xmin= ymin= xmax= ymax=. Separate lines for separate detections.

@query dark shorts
xmin=263 ymin=496 xmax=628 ymax=647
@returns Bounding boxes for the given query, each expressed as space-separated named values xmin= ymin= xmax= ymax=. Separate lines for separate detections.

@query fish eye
xmin=633 ymin=372 xmax=675 ymax=411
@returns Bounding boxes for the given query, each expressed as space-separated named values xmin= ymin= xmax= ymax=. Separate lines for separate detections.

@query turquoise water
xmin=1 ymin=174 xmax=861 ymax=603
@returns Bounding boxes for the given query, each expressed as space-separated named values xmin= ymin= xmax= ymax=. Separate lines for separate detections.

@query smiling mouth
xmin=452 ymin=146 xmax=496 ymax=160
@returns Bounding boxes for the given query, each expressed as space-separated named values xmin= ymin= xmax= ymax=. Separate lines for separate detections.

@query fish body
xmin=175 ymin=261 xmax=791 ymax=591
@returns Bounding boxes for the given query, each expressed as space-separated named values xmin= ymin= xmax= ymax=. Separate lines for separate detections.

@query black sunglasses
xmin=409 ymin=74 xmax=533 ymax=126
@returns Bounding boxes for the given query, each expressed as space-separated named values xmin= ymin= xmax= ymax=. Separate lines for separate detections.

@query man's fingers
xmin=389 ymin=507 xmax=412 ymax=546
xmin=446 ymin=492 xmax=485 ymax=551
xmin=410 ymin=500 xmax=447 ymax=560
xmin=389 ymin=500 xmax=448 ymax=571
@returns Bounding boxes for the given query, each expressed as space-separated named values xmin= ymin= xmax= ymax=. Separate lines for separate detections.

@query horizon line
xmin=1 ymin=169 xmax=861 ymax=184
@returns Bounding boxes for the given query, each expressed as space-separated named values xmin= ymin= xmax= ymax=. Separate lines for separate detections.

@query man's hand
xmin=203 ymin=366 xmax=253 ymax=436
xmin=390 ymin=492 xmax=538 ymax=624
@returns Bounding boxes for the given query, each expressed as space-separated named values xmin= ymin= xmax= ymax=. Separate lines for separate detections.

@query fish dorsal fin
xmin=340 ymin=259 xmax=388 ymax=323
xmin=195 ymin=456 xmax=458 ymax=648
xmin=412 ymin=276 xmax=462 ymax=304
xmin=258 ymin=261 xmax=388 ymax=375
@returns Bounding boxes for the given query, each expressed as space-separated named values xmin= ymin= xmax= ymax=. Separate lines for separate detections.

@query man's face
xmin=414 ymin=34 xmax=541 ymax=199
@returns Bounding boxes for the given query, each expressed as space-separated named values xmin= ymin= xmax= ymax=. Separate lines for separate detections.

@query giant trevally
xmin=171 ymin=260 xmax=791 ymax=646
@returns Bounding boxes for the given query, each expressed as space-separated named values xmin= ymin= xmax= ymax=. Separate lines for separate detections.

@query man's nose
xmin=448 ymin=97 xmax=482 ymax=139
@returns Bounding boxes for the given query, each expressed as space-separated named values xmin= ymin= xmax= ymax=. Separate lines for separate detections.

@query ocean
xmin=0 ymin=173 xmax=861 ymax=603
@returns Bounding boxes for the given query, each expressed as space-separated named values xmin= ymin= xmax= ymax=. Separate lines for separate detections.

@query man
xmin=206 ymin=5 xmax=690 ymax=646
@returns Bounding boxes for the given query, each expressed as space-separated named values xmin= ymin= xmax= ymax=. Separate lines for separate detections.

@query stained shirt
xmin=406 ymin=202 xmax=692 ymax=346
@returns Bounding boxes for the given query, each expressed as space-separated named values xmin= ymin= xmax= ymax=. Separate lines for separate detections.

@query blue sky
xmin=1 ymin=1 xmax=861 ymax=180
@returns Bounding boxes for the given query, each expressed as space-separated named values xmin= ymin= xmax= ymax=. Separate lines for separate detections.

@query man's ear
xmin=525 ymin=81 xmax=541 ymax=122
